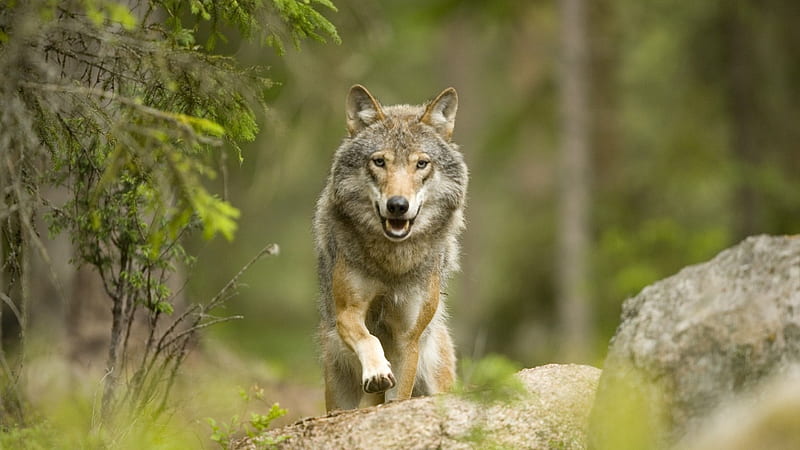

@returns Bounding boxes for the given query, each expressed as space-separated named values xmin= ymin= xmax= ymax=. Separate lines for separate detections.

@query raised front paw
xmin=362 ymin=362 xmax=396 ymax=393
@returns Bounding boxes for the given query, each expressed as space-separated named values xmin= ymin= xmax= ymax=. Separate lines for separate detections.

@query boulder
xmin=590 ymin=235 xmax=800 ymax=447
xmin=237 ymin=364 xmax=601 ymax=449
xmin=678 ymin=367 xmax=800 ymax=450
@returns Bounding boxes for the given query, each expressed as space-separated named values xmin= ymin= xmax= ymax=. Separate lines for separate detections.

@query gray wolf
xmin=314 ymin=85 xmax=468 ymax=410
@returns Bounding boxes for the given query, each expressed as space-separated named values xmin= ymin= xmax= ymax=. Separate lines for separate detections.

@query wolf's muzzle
xmin=386 ymin=196 xmax=409 ymax=216
xmin=375 ymin=200 xmax=419 ymax=241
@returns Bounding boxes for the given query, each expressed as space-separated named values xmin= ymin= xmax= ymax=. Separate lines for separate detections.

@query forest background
xmin=1 ymin=0 xmax=798 ymax=446
xmin=202 ymin=0 xmax=798 ymax=390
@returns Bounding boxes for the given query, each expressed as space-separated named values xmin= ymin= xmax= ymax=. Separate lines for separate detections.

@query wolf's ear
xmin=346 ymin=85 xmax=385 ymax=136
xmin=421 ymin=87 xmax=458 ymax=140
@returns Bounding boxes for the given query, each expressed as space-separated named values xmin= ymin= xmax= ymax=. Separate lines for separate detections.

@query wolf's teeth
xmin=384 ymin=219 xmax=410 ymax=233
xmin=382 ymin=217 xmax=412 ymax=239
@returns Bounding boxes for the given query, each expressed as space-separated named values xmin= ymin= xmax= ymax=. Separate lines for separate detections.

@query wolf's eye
xmin=416 ymin=160 xmax=430 ymax=170
xmin=372 ymin=157 xmax=385 ymax=167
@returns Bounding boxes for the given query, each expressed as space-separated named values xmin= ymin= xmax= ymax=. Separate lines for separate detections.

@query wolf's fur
xmin=314 ymin=85 xmax=468 ymax=411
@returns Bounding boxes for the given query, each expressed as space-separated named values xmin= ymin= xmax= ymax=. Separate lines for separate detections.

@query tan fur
xmin=368 ymin=150 xmax=431 ymax=205
xmin=315 ymin=85 xmax=468 ymax=411
xmin=433 ymin=326 xmax=456 ymax=391
xmin=394 ymin=269 xmax=440 ymax=398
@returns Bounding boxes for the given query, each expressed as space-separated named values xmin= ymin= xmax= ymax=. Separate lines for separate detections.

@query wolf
xmin=313 ymin=85 xmax=468 ymax=411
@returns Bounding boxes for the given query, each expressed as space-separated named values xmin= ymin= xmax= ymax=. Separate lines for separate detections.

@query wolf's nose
xmin=386 ymin=196 xmax=409 ymax=216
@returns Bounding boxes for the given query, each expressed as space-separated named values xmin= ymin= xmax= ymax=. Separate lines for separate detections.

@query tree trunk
xmin=724 ymin=1 xmax=761 ymax=239
xmin=557 ymin=0 xmax=592 ymax=361
xmin=101 ymin=293 xmax=124 ymax=418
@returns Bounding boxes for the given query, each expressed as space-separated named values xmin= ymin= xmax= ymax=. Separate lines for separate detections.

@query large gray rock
xmin=237 ymin=364 xmax=601 ymax=449
xmin=591 ymin=235 xmax=800 ymax=447
xmin=678 ymin=367 xmax=800 ymax=450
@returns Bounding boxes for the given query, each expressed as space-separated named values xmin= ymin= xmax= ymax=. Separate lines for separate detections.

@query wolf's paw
xmin=362 ymin=363 xmax=396 ymax=393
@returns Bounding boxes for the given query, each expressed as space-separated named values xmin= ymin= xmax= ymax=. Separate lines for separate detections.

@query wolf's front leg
xmin=333 ymin=260 xmax=396 ymax=394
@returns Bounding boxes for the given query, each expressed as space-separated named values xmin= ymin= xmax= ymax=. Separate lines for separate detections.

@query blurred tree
xmin=0 ymin=0 xmax=337 ymax=424
xmin=723 ymin=0 xmax=760 ymax=238
xmin=557 ymin=0 xmax=592 ymax=361
xmin=592 ymin=0 xmax=800 ymax=347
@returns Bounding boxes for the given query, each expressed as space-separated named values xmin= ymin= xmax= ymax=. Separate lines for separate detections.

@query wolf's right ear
xmin=346 ymin=85 xmax=385 ymax=136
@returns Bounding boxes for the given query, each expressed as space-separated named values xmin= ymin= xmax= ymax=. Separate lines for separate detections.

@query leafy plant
xmin=206 ymin=385 xmax=288 ymax=449
xmin=456 ymin=354 xmax=527 ymax=404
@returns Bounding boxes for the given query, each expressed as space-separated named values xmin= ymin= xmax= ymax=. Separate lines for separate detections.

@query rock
xmin=677 ymin=367 xmax=800 ymax=450
xmin=590 ymin=235 xmax=800 ymax=447
xmin=236 ymin=364 xmax=601 ymax=449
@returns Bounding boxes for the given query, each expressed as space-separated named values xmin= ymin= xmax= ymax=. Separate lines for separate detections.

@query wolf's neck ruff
xmin=314 ymin=85 xmax=468 ymax=411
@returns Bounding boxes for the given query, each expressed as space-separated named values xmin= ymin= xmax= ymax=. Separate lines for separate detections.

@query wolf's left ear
xmin=346 ymin=85 xmax=385 ymax=136
xmin=421 ymin=87 xmax=458 ymax=140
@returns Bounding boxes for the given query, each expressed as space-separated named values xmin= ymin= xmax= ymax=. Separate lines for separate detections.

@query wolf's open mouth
xmin=382 ymin=218 xmax=412 ymax=240
xmin=375 ymin=202 xmax=417 ymax=241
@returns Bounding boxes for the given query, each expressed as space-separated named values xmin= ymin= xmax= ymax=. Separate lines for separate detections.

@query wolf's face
xmin=331 ymin=85 xmax=467 ymax=243
xmin=366 ymin=147 xmax=432 ymax=241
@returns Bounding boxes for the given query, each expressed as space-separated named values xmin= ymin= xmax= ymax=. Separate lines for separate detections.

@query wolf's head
xmin=331 ymin=85 xmax=468 ymax=243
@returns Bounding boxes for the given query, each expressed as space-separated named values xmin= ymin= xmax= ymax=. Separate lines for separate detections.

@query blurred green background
xmin=186 ymin=0 xmax=800 ymax=388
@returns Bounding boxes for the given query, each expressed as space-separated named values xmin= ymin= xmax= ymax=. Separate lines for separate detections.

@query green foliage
xmin=458 ymin=424 xmax=506 ymax=450
xmin=0 ymin=423 xmax=58 ymax=450
xmin=192 ymin=190 xmax=242 ymax=241
xmin=1 ymin=0 xmax=339 ymax=252
xmin=0 ymin=0 xmax=337 ymax=430
xmin=590 ymin=364 xmax=670 ymax=450
xmin=83 ymin=0 xmax=138 ymax=30
xmin=157 ymin=0 xmax=340 ymax=54
xmin=595 ymin=219 xmax=730 ymax=305
xmin=0 ymin=404 xmax=199 ymax=449
xmin=206 ymin=385 xmax=288 ymax=449
xmin=272 ymin=0 xmax=341 ymax=52
xmin=456 ymin=354 xmax=527 ymax=404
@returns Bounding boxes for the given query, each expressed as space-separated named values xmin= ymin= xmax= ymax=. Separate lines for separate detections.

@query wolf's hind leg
xmin=415 ymin=323 xmax=456 ymax=396
xmin=323 ymin=339 xmax=363 ymax=411
xmin=431 ymin=325 xmax=456 ymax=393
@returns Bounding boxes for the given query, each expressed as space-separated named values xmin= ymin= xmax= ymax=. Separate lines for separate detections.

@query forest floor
xmin=16 ymin=336 xmax=323 ymax=447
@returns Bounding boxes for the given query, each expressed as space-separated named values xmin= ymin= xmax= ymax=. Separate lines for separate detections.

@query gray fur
xmin=314 ymin=86 xmax=468 ymax=410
